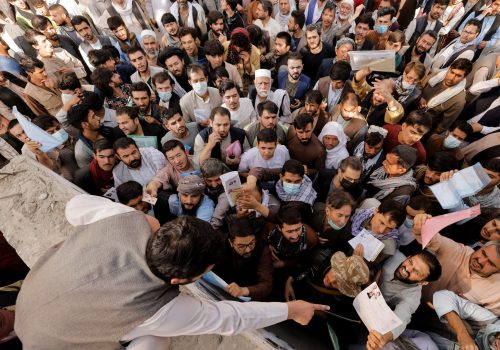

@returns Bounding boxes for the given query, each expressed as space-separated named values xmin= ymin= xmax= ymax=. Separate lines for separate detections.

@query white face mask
xmin=192 ymin=81 xmax=208 ymax=96
xmin=61 ymin=93 xmax=74 ymax=104
xmin=401 ymin=80 xmax=415 ymax=90
xmin=443 ymin=135 xmax=461 ymax=149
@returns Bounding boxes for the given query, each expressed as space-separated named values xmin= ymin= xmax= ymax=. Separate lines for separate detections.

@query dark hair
xmin=31 ymin=15 xmax=51 ymax=31
xmin=356 ymin=14 xmax=374 ymax=29
xmin=91 ymin=67 xmax=115 ymax=98
xmin=71 ymin=15 xmax=91 ymax=28
xmin=330 ymin=61 xmax=351 ymax=81
xmin=116 ymin=106 xmax=140 ymax=120
xmin=219 ymin=80 xmax=241 ymax=96
xmin=131 ymin=82 xmax=152 ymax=96
xmin=210 ymin=106 xmax=231 ymax=120
xmin=290 ymin=10 xmax=306 ymax=29
xmin=378 ymin=199 xmax=406 ymax=227
xmin=427 ymin=151 xmax=458 ymax=172
xmin=449 ymin=58 xmax=473 ymax=76
xmin=340 ymin=91 xmax=361 ymax=105
xmin=404 ymin=61 xmax=426 ymax=79
xmin=387 ymin=30 xmax=406 ymax=45
xmin=152 ymin=71 xmax=173 ymax=85
xmin=204 ymin=39 xmax=225 ymax=56
xmin=212 ymin=66 xmax=229 ymax=82
xmin=432 ymin=0 xmax=450 ymax=7
xmin=201 ymin=158 xmax=230 ymax=178
xmin=281 ymin=159 xmax=305 ymax=177
xmin=228 ymin=217 xmax=256 ymax=240
xmin=107 ymin=15 xmax=125 ymax=31
xmin=293 ymin=114 xmax=314 ymax=130
xmin=187 ymin=63 xmax=208 ymax=79
xmin=414 ymin=250 xmax=442 ymax=282
xmin=102 ymin=45 xmax=120 ymax=59
xmin=305 ymin=90 xmax=323 ymax=105
xmin=483 ymin=158 xmax=500 ymax=173
xmin=276 ymin=31 xmax=292 ymax=47
xmin=306 ymin=23 xmax=321 ymax=35
xmin=67 ymin=93 xmax=103 ymax=129
xmin=178 ymin=26 xmax=199 ymax=40
xmin=258 ymin=0 xmax=273 ymax=16
xmin=404 ymin=110 xmax=432 ymax=133
xmin=226 ymin=0 xmax=239 ymax=10
xmin=407 ymin=195 xmax=432 ymax=212
xmin=207 ymin=10 xmax=224 ymax=25
xmin=48 ymin=3 xmax=68 ymax=14
xmin=257 ymin=100 xmax=278 ymax=116
xmin=464 ymin=18 xmax=483 ymax=32
xmin=162 ymin=139 xmax=186 ymax=154
xmin=59 ymin=72 xmax=81 ymax=91
xmin=116 ymin=180 xmax=143 ymax=204
xmin=322 ymin=2 xmax=336 ymax=13
xmin=377 ymin=6 xmax=396 ymax=19
xmin=19 ymin=55 xmax=44 ymax=73
xmin=246 ymin=24 xmax=264 ymax=48
xmin=287 ymin=51 xmax=303 ymax=64
xmin=88 ymin=49 xmax=112 ymax=67
xmin=127 ymin=45 xmax=146 ymax=58
xmin=113 ymin=137 xmax=137 ymax=153
xmin=159 ymin=47 xmax=185 ymax=67
xmin=161 ymin=107 xmax=183 ymax=123
xmin=276 ymin=205 xmax=302 ymax=227
xmin=24 ymin=29 xmax=44 ymax=46
xmin=32 ymin=115 xmax=59 ymax=130
xmin=326 ymin=189 xmax=356 ymax=209
xmin=339 ymin=156 xmax=363 ymax=172
xmin=230 ymin=32 xmax=251 ymax=52
xmin=93 ymin=138 xmax=114 ymax=153
xmin=257 ymin=128 xmax=278 ymax=143
xmin=161 ymin=13 xmax=177 ymax=25
xmin=365 ymin=130 xmax=385 ymax=146
xmin=7 ymin=119 xmax=20 ymax=131
xmin=420 ymin=29 xmax=438 ymax=41
xmin=452 ymin=120 xmax=473 ymax=137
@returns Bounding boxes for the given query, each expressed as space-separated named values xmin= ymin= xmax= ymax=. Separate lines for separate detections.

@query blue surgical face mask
xmin=52 ymin=128 xmax=69 ymax=144
xmin=192 ymin=81 xmax=208 ymax=96
xmin=328 ymin=218 xmax=345 ymax=230
xmin=158 ymin=90 xmax=172 ymax=102
xmin=283 ymin=181 xmax=301 ymax=195
xmin=374 ymin=24 xmax=388 ymax=34
xmin=443 ymin=135 xmax=461 ymax=149
xmin=404 ymin=217 xmax=414 ymax=229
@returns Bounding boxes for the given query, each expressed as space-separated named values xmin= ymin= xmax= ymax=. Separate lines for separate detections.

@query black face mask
xmin=341 ymin=178 xmax=357 ymax=190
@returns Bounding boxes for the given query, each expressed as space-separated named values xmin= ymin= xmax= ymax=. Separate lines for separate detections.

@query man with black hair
xmin=405 ymin=0 xmax=447 ymax=47
xmin=272 ymin=31 xmax=292 ymax=76
xmin=346 ymin=14 xmax=375 ymax=51
xmin=115 ymin=105 xmax=166 ymax=150
xmin=277 ymin=52 xmax=310 ymax=111
xmin=117 ymin=180 xmax=155 ymax=216
xmin=221 ymin=0 xmax=245 ymax=35
xmin=152 ymin=72 xmax=181 ymax=110
xmin=314 ymin=156 xmax=364 ymax=202
xmin=130 ymin=82 xmax=164 ymax=125
xmin=287 ymin=10 xmax=306 ymax=51
xmin=179 ymin=27 xmax=207 ymax=65
xmin=220 ymin=80 xmax=256 ymax=128
xmin=107 ymin=16 xmax=142 ymax=53
xmin=353 ymin=126 xmax=387 ymax=182
xmin=168 ymin=174 xmax=215 ymax=221
xmin=253 ymin=0 xmax=282 ymax=40
xmin=87 ymin=48 xmax=135 ymax=84
xmin=158 ymin=47 xmax=191 ymax=96
xmin=128 ymin=46 xmax=166 ymax=93
xmin=426 ymin=121 xmax=472 ymax=161
xmin=160 ymin=13 xmax=181 ymax=48
xmin=365 ymin=6 xmax=396 ymax=49
xmin=313 ymin=60 xmax=353 ymax=114
xmin=159 ymin=108 xmax=197 ymax=149
xmin=290 ymin=90 xmax=328 ymax=136
xmin=245 ymin=100 xmax=287 ymax=146
xmin=402 ymin=30 xmax=437 ymax=70
xmin=48 ymin=4 xmax=82 ymax=45
xmin=201 ymin=11 xmax=228 ymax=46
xmin=205 ymin=40 xmax=243 ymax=87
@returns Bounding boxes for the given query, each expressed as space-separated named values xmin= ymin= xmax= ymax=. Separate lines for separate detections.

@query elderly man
xmin=168 ymin=175 xmax=215 ymax=222
xmin=315 ymin=37 xmax=355 ymax=81
xmin=141 ymin=29 xmax=160 ymax=67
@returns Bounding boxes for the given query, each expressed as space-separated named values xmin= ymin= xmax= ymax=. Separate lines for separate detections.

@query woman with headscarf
xmin=318 ymin=122 xmax=349 ymax=169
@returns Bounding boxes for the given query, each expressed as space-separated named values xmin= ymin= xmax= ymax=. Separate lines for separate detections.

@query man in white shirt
xmin=253 ymin=0 xmax=282 ymax=40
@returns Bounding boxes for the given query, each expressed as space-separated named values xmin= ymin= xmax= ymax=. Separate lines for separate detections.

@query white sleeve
xmin=79 ymin=46 xmax=94 ymax=71
xmin=121 ymin=293 xmax=288 ymax=342
xmin=469 ymin=78 xmax=500 ymax=95
xmin=405 ymin=19 xmax=416 ymax=45
xmin=433 ymin=290 xmax=497 ymax=323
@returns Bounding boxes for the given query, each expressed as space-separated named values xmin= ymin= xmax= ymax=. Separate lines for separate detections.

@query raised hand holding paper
xmin=202 ymin=271 xmax=251 ymax=302
xmin=219 ymin=171 xmax=242 ymax=207
xmin=349 ymin=229 xmax=385 ymax=262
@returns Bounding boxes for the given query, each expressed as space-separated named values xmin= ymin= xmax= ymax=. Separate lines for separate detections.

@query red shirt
xmin=383 ymin=124 xmax=427 ymax=165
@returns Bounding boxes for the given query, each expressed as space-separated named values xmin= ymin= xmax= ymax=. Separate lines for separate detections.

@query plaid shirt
xmin=275 ymin=175 xmax=317 ymax=206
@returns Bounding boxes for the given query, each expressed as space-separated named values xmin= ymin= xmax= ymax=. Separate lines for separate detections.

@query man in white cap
xmin=249 ymin=69 xmax=292 ymax=124
xmin=141 ymin=29 xmax=160 ymax=67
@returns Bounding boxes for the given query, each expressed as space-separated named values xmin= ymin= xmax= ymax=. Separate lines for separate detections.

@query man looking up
xmin=160 ymin=108 xmax=198 ymax=151
xmin=405 ymin=0 xmax=448 ymax=47
xmin=169 ymin=175 xmax=215 ymax=222
xmin=245 ymin=101 xmax=287 ymax=146
xmin=115 ymin=106 xmax=166 ymax=150
xmin=129 ymin=46 xmax=165 ymax=93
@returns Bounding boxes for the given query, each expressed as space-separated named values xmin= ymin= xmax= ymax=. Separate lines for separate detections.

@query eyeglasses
xmin=235 ymin=239 xmax=256 ymax=251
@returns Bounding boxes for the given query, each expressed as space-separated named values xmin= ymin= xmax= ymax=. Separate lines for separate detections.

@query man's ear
xmin=170 ymin=277 xmax=188 ymax=285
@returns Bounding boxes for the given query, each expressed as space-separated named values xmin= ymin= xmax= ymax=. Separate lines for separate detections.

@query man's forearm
xmin=445 ymin=311 xmax=474 ymax=342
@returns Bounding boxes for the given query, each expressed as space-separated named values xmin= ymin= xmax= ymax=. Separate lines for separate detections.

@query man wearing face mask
xmin=397 ymin=195 xmax=432 ymax=254
xmin=314 ymin=156 xmax=363 ymax=202
xmin=390 ymin=62 xmax=426 ymax=111
xmin=425 ymin=121 xmax=472 ymax=161
xmin=365 ymin=7 xmax=396 ymax=49
xmin=152 ymin=72 xmax=181 ymax=111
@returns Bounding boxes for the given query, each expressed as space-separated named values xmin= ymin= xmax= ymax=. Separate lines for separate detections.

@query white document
xmin=353 ymin=282 xmax=403 ymax=335
xmin=348 ymin=229 xmax=385 ymax=262
xmin=348 ymin=50 xmax=396 ymax=72
xmin=202 ymin=271 xmax=251 ymax=302
xmin=219 ymin=171 xmax=241 ymax=207
xmin=13 ymin=106 xmax=64 ymax=152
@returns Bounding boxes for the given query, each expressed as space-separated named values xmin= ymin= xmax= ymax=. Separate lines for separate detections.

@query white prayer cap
xmin=255 ymin=69 xmax=272 ymax=79
xmin=141 ymin=29 xmax=157 ymax=39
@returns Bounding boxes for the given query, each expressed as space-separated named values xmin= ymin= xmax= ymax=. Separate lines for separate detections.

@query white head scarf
xmin=318 ymin=122 xmax=349 ymax=169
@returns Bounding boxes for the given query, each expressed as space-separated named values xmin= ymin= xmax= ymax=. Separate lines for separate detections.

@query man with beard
xmin=115 ymin=105 xmax=166 ymax=150
xmin=160 ymin=108 xmax=198 ymax=150
xmin=405 ymin=0 xmax=447 ymax=48
xmin=141 ymin=30 xmax=160 ymax=67
xmin=201 ymin=158 xmax=231 ymax=204
xmin=87 ymin=48 xmax=135 ymax=84
xmin=205 ymin=40 xmax=243 ymax=88
xmin=170 ymin=0 xmax=207 ymax=39
xmin=314 ymin=61 xmax=353 ymax=115
xmin=290 ymin=90 xmax=327 ymax=137
xmin=353 ymin=126 xmax=386 ymax=182
xmin=129 ymin=46 xmax=166 ymax=93
xmin=201 ymin=11 xmax=228 ymax=46
xmin=214 ymin=216 xmax=274 ymax=300
xmin=346 ymin=15 xmax=375 ymax=51
xmin=330 ymin=92 xmax=367 ymax=150
xmin=364 ymin=250 xmax=442 ymax=350
xmin=286 ymin=114 xmax=326 ymax=177
xmin=179 ymin=27 xmax=207 ymax=65
xmin=403 ymin=30 xmax=437 ymax=70
xmin=277 ymin=52 xmax=310 ymax=111
xmin=288 ymin=10 xmax=306 ymax=51
xmin=112 ymin=137 xmax=166 ymax=187
xmin=160 ymin=13 xmax=181 ymax=48
xmin=48 ymin=4 xmax=82 ymax=45
xmin=130 ymin=82 xmax=165 ymax=127
xmin=314 ymin=156 xmax=364 ymax=202
xmin=253 ymin=0 xmax=282 ymax=41
xmin=159 ymin=47 xmax=192 ymax=96
xmin=107 ymin=16 xmax=143 ymax=54
xmin=245 ymin=101 xmax=287 ymax=146
xmin=168 ymin=175 xmax=215 ymax=222
xmin=299 ymin=25 xmax=334 ymax=84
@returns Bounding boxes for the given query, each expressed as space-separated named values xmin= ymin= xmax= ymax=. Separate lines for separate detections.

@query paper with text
xmin=349 ymin=229 xmax=385 ymax=262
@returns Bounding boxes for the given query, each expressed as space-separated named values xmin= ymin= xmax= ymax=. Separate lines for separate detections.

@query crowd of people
xmin=0 ymin=0 xmax=499 ymax=348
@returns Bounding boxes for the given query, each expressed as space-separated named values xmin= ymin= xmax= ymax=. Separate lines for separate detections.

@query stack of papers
xmin=348 ymin=51 xmax=396 ymax=73
xmin=202 ymin=271 xmax=251 ymax=302
xmin=348 ymin=229 xmax=385 ymax=262
xmin=219 ymin=171 xmax=241 ymax=207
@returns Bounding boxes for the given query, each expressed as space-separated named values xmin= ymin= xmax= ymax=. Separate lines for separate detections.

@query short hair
xmin=88 ymin=49 xmax=112 ymax=67
xmin=258 ymin=0 xmax=274 ymax=16
xmin=19 ymin=55 xmax=44 ymax=73
xmin=113 ymin=137 xmax=137 ymax=153
xmin=212 ymin=66 xmax=229 ymax=81
xmin=91 ymin=67 xmax=114 ymax=98
xmin=201 ymin=158 xmax=230 ymax=178
xmin=152 ymin=71 xmax=173 ymax=85
xmin=210 ymin=106 xmax=231 ymax=121
xmin=146 ymin=217 xmax=226 ymax=281
xmin=107 ymin=15 xmax=125 ymax=31
xmin=306 ymin=23 xmax=321 ymax=35
xmin=207 ymin=10 xmax=224 ymax=25
xmin=356 ymin=14 xmax=374 ymax=29
xmin=162 ymin=139 xmax=185 ymax=154
xmin=407 ymin=195 xmax=432 ymax=212
xmin=131 ymin=82 xmax=152 ymax=96
xmin=59 ymin=72 xmax=81 ymax=91
xmin=116 ymin=106 xmax=140 ymax=120
xmin=276 ymin=205 xmax=303 ymax=227
xmin=179 ymin=26 xmax=199 ymax=41
xmin=326 ymin=189 xmax=356 ymax=209
xmin=24 ymin=29 xmax=44 ymax=46
xmin=387 ymin=30 xmax=405 ymax=44
xmin=102 ymin=45 xmax=121 ymax=59
xmin=276 ymin=31 xmax=292 ymax=47
xmin=228 ymin=217 xmax=256 ymax=240
xmin=116 ymin=180 xmax=143 ymax=204
xmin=257 ymin=128 xmax=278 ymax=143
xmin=204 ymin=39 xmax=225 ymax=56
xmin=71 ymin=15 xmax=91 ymax=28
xmin=290 ymin=10 xmax=306 ymax=29
xmin=414 ymin=250 xmax=442 ymax=282
xmin=127 ymin=45 xmax=146 ymax=58
xmin=160 ymin=107 xmax=182 ymax=123
xmin=32 ymin=115 xmax=59 ymax=130
xmin=67 ymin=92 xmax=103 ymax=129
xmin=305 ymin=90 xmax=323 ymax=105
xmin=483 ymin=158 xmax=500 ymax=173
xmin=226 ymin=0 xmax=240 ymax=10
xmin=293 ymin=114 xmax=314 ymax=130
xmin=449 ymin=58 xmax=473 ymax=76
xmin=452 ymin=120 xmax=473 ymax=137
xmin=339 ymin=156 xmax=363 ymax=172
xmin=433 ymin=0 xmax=450 ymax=7
xmin=31 ymin=15 xmax=51 ymax=31
xmin=427 ymin=151 xmax=458 ymax=172
xmin=230 ymin=31 xmax=251 ymax=52
xmin=161 ymin=13 xmax=177 ymax=25
xmin=287 ymin=51 xmax=303 ymax=64
xmin=257 ymin=100 xmax=279 ymax=116
xmin=378 ymin=199 xmax=406 ymax=227
xmin=404 ymin=110 xmax=432 ymax=133
xmin=392 ymin=146 xmax=416 ymax=170
xmin=340 ymin=91 xmax=361 ymax=105
xmin=330 ymin=61 xmax=352 ymax=81
xmin=219 ymin=80 xmax=241 ymax=96
xmin=186 ymin=63 xmax=208 ymax=79
xmin=420 ymin=29 xmax=438 ymax=41
xmin=404 ymin=61 xmax=426 ymax=80
xmin=464 ymin=18 xmax=483 ymax=32
xmin=377 ymin=6 xmax=396 ymax=19
xmin=7 ymin=119 xmax=20 ymax=131
xmin=158 ymin=47 xmax=185 ymax=66
xmin=48 ymin=3 xmax=68 ymax=14
xmin=365 ymin=130 xmax=385 ymax=146
xmin=93 ymin=138 xmax=114 ymax=153
xmin=281 ymin=159 xmax=305 ymax=177
xmin=322 ymin=2 xmax=336 ymax=13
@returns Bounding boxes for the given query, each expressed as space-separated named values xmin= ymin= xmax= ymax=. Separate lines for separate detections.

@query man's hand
xmin=286 ymin=300 xmax=330 ymax=325
xmin=236 ymin=191 xmax=259 ymax=210
xmin=62 ymin=94 xmax=81 ymax=112
xmin=439 ymin=169 xmax=458 ymax=182
xmin=144 ymin=116 xmax=159 ymax=125
xmin=355 ymin=66 xmax=372 ymax=81
xmin=218 ymin=32 xmax=227 ymax=44
xmin=239 ymin=51 xmax=251 ymax=65
xmin=207 ymin=132 xmax=222 ymax=148
xmin=284 ymin=276 xmax=296 ymax=301
xmin=291 ymin=99 xmax=301 ymax=110
xmin=366 ymin=330 xmax=393 ymax=350
xmin=354 ymin=4 xmax=364 ymax=17
xmin=227 ymin=282 xmax=249 ymax=297
xmin=26 ymin=140 xmax=43 ymax=155
xmin=469 ymin=121 xmax=483 ymax=133
xmin=457 ymin=334 xmax=479 ymax=350
xmin=145 ymin=181 xmax=160 ymax=197
xmin=269 ymin=245 xmax=285 ymax=268
xmin=58 ymin=67 xmax=74 ymax=74
xmin=413 ymin=213 xmax=432 ymax=240
xmin=354 ymin=243 xmax=364 ymax=257
xmin=478 ymin=41 xmax=487 ymax=50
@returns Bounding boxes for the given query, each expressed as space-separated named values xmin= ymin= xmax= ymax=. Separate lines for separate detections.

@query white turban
xmin=318 ymin=122 xmax=349 ymax=169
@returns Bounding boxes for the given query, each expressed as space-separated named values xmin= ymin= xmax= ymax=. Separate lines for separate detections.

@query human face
xmin=211 ymin=18 xmax=225 ymax=35
xmin=188 ymin=70 xmax=208 ymax=91
xmin=34 ymin=4 xmax=49 ymax=15
xmin=166 ymin=146 xmax=189 ymax=171
xmin=372 ymin=90 xmax=387 ymax=106
xmin=164 ymin=21 xmax=179 ymax=36
xmin=280 ymin=222 xmax=303 ymax=243
xmin=179 ymin=192 xmax=202 ymax=210
xmin=165 ymin=56 xmax=184 ymax=77
xmin=304 ymin=100 xmax=320 ymax=117
xmin=256 ymin=3 xmax=267 ymax=20
xmin=295 ymin=123 xmax=314 ymax=144
xmin=469 ymin=245 xmax=500 ymax=277
xmin=339 ymin=166 xmax=361 ymax=185
xmin=287 ymin=17 xmax=297 ymax=32
xmin=116 ymin=114 xmax=139 ymax=135
xmin=423 ymin=167 xmax=442 ymax=185
xmin=281 ymin=171 xmax=303 ymax=184
xmin=27 ymin=66 xmax=47 ymax=86
xmin=339 ymin=2 xmax=353 ymax=18
xmin=132 ymin=90 xmax=151 ymax=113
xmin=321 ymin=8 xmax=335 ymax=27
xmin=287 ymin=58 xmax=303 ymax=80
xmin=450 ymin=127 xmax=467 ymax=142
xmin=400 ymin=123 xmax=427 ymax=145
xmin=322 ymin=135 xmax=339 ymax=150
xmin=222 ymin=87 xmax=240 ymax=110
xmin=491 ymin=0 xmax=500 ymax=15
xmin=112 ymin=25 xmax=129 ymax=41
xmin=336 ymin=43 xmax=353 ymax=61
xmin=355 ymin=22 xmax=370 ymax=41
xmin=331 ymin=79 xmax=346 ymax=90
xmin=110 ymin=72 xmax=123 ymax=87
xmin=231 ymin=235 xmax=256 ymax=258
xmin=444 ymin=68 xmax=466 ymax=87
xmin=364 ymin=140 xmax=383 ymax=159
xmin=164 ymin=114 xmax=186 ymax=135
xmin=73 ymin=22 xmax=94 ymax=41
xmin=260 ymin=110 xmax=278 ymax=129
xmin=460 ymin=24 xmax=479 ymax=44
xmin=255 ymin=76 xmax=271 ymax=93
xmin=481 ymin=219 xmax=500 ymax=241
xmin=383 ymin=153 xmax=407 ymax=176
xmin=279 ymin=0 xmax=291 ymax=15
xmin=210 ymin=113 xmax=231 ymax=139
xmin=385 ymin=40 xmax=402 ymax=53
xmin=128 ymin=51 xmax=148 ymax=73
xmin=143 ymin=36 xmax=159 ymax=57
xmin=394 ymin=255 xmax=431 ymax=283
xmin=34 ymin=35 xmax=54 ymax=57
xmin=205 ymin=175 xmax=222 ymax=191
xmin=376 ymin=14 xmax=392 ymax=26
xmin=275 ymin=37 xmax=290 ymax=56
xmin=181 ymin=34 xmax=197 ymax=57
xmin=340 ymin=96 xmax=359 ymax=120
xmin=257 ymin=141 xmax=277 ymax=160
xmin=94 ymin=148 xmax=116 ymax=171
xmin=116 ymin=145 xmax=142 ymax=168
xmin=323 ymin=268 xmax=338 ymax=288
xmin=103 ymin=57 xmax=116 ymax=71
xmin=306 ymin=30 xmax=321 ymax=50
xmin=49 ymin=8 xmax=67 ymax=26
xmin=370 ymin=210 xmax=399 ymax=235
xmin=40 ymin=23 xmax=58 ymax=41
xmin=206 ymin=53 xmax=224 ymax=69
xmin=9 ymin=124 xmax=29 ymax=143
xmin=415 ymin=34 xmax=436 ymax=54
xmin=85 ymin=110 xmax=102 ymax=131
xmin=155 ymin=79 xmax=173 ymax=93
xmin=429 ymin=3 xmax=447 ymax=20
xmin=326 ymin=204 xmax=352 ymax=229
xmin=127 ymin=195 xmax=151 ymax=213
xmin=403 ymin=69 xmax=421 ymax=85
xmin=483 ymin=168 xmax=500 ymax=192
